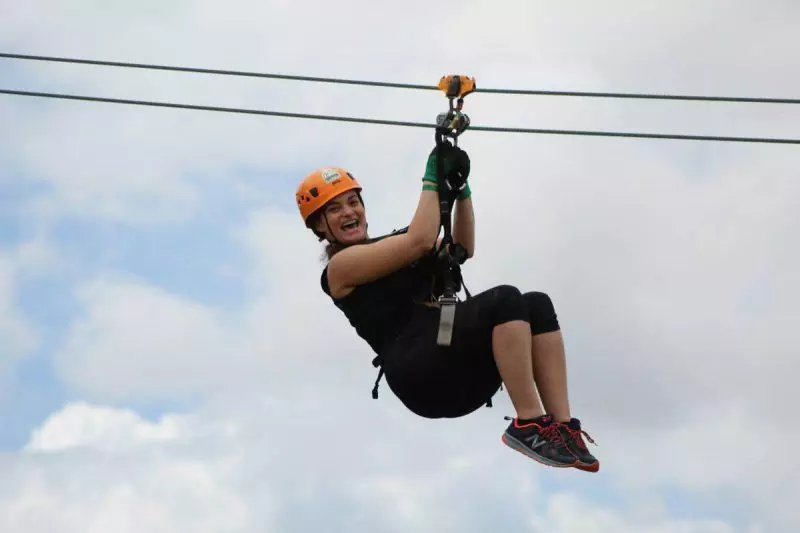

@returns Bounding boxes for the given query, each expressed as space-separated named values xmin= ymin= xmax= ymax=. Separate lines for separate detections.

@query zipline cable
xmin=2 ymin=52 xmax=799 ymax=105
xmin=2 ymin=88 xmax=798 ymax=145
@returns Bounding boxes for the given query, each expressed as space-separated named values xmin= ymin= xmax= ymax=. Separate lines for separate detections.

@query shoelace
xmin=541 ymin=424 xmax=568 ymax=446
xmin=563 ymin=425 xmax=597 ymax=448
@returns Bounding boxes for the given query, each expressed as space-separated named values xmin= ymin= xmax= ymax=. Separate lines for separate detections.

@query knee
xmin=523 ymin=291 xmax=560 ymax=335
xmin=490 ymin=285 xmax=528 ymax=326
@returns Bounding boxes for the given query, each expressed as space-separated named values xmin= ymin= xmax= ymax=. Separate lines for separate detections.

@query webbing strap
xmin=434 ymin=134 xmax=462 ymax=347
xmin=436 ymin=299 xmax=457 ymax=345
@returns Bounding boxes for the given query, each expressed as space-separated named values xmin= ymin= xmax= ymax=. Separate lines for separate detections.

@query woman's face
xmin=315 ymin=190 xmax=367 ymax=244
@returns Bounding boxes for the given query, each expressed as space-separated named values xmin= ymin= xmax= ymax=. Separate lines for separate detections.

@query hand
xmin=422 ymin=142 xmax=472 ymax=200
xmin=446 ymin=145 xmax=471 ymax=200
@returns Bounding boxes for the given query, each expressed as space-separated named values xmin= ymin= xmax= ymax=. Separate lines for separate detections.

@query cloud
xmin=51 ymin=206 xmax=373 ymax=402
xmin=4 ymin=404 xmax=251 ymax=533
xmin=0 ymin=0 xmax=452 ymax=226
xmin=603 ymin=403 xmax=799 ymax=528
xmin=0 ymin=401 xmax=758 ymax=533
xmin=25 ymin=402 xmax=183 ymax=453
xmin=472 ymin=138 xmax=800 ymax=425
xmin=535 ymin=493 xmax=750 ymax=533
xmin=53 ymin=276 xmax=249 ymax=401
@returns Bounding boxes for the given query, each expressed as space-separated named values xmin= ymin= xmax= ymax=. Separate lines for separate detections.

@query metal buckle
xmin=435 ymin=110 xmax=470 ymax=143
xmin=436 ymin=295 xmax=457 ymax=346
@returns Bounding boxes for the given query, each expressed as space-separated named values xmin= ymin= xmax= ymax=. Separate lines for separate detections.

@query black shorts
xmin=380 ymin=285 xmax=561 ymax=419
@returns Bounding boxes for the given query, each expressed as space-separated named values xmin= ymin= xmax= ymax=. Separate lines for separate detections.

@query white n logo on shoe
xmin=524 ymin=434 xmax=547 ymax=450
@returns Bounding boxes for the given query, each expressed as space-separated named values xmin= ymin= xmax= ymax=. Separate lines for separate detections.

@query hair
xmin=322 ymin=241 xmax=343 ymax=261
xmin=308 ymin=213 xmax=343 ymax=263
xmin=316 ymin=227 xmax=364 ymax=264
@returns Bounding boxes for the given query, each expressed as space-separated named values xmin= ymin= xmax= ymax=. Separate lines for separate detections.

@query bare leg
xmin=530 ymin=330 xmax=571 ymax=422
xmin=493 ymin=320 xmax=545 ymax=420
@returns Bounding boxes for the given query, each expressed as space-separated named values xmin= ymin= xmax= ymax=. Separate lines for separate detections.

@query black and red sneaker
xmin=501 ymin=414 xmax=578 ymax=468
xmin=558 ymin=418 xmax=599 ymax=472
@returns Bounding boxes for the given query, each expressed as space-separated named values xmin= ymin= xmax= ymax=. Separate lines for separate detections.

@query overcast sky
xmin=1 ymin=1 xmax=799 ymax=532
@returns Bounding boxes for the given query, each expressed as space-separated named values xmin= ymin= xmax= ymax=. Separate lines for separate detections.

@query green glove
xmin=422 ymin=144 xmax=472 ymax=200
xmin=422 ymin=148 xmax=442 ymax=192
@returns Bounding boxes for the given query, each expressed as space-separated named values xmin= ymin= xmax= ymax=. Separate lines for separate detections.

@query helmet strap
xmin=322 ymin=213 xmax=344 ymax=246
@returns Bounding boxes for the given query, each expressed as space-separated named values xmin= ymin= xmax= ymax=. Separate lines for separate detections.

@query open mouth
xmin=341 ymin=219 xmax=360 ymax=235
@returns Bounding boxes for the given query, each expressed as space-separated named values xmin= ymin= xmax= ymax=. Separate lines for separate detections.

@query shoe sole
xmin=573 ymin=461 xmax=600 ymax=473
xmin=501 ymin=433 xmax=578 ymax=469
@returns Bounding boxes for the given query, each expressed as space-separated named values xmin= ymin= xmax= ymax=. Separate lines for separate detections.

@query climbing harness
xmin=430 ymin=76 xmax=501 ymax=408
xmin=433 ymin=75 xmax=476 ymax=346
xmin=368 ymin=75 xmax=489 ymax=404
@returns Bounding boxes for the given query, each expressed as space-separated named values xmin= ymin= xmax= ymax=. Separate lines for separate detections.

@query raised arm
xmin=436 ymin=147 xmax=474 ymax=259
xmin=326 ymin=187 xmax=441 ymax=297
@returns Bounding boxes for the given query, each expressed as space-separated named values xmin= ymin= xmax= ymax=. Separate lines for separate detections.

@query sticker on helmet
xmin=321 ymin=169 xmax=341 ymax=183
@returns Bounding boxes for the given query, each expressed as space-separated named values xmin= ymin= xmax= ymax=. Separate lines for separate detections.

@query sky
xmin=0 ymin=0 xmax=799 ymax=532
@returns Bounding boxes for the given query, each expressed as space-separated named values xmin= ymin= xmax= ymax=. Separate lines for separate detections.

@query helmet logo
xmin=321 ymin=168 xmax=341 ymax=184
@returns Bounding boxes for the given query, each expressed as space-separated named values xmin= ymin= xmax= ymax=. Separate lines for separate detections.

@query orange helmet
xmin=296 ymin=166 xmax=362 ymax=226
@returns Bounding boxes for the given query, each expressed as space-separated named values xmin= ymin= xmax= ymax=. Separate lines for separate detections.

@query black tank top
xmin=320 ymin=260 xmax=435 ymax=354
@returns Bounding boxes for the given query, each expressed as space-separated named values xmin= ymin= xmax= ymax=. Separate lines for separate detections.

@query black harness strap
xmin=432 ymin=121 xmax=472 ymax=346
xmin=371 ymin=355 xmax=384 ymax=399
xmin=368 ymin=80 xmax=476 ymax=401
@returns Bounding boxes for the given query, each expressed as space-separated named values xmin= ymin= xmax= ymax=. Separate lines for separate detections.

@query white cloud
xmin=3 ymin=0 xmax=794 ymax=227
xmin=54 ymin=276 xmax=252 ymax=400
xmin=535 ymin=493 xmax=748 ymax=533
xmin=25 ymin=402 xmax=184 ymax=453
xmin=0 ymin=401 xmax=758 ymax=533
xmin=4 ymin=409 xmax=252 ymax=533
xmin=603 ymin=404 xmax=800 ymax=530
xmin=52 ymin=209 xmax=373 ymax=401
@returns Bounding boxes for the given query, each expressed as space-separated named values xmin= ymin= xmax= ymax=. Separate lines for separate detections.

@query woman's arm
xmin=326 ymin=188 xmax=440 ymax=298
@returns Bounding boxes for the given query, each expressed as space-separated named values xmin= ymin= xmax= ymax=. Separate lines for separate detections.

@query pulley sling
xmin=432 ymin=74 xmax=476 ymax=346
xmin=369 ymin=74 xmax=478 ymax=400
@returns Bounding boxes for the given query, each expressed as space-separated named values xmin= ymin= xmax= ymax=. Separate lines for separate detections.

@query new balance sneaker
xmin=558 ymin=417 xmax=599 ymax=472
xmin=501 ymin=414 xmax=578 ymax=468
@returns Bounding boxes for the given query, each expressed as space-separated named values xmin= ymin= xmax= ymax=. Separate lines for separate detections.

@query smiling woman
xmin=296 ymin=167 xmax=369 ymax=259
xmin=295 ymin=145 xmax=599 ymax=473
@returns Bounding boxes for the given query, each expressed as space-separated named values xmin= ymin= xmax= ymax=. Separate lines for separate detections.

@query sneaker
xmin=501 ymin=414 xmax=578 ymax=468
xmin=558 ymin=418 xmax=599 ymax=472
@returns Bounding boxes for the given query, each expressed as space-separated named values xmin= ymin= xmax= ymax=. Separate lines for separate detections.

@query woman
xmin=295 ymin=144 xmax=599 ymax=472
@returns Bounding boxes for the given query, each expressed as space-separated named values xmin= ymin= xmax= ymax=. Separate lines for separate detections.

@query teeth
xmin=342 ymin=220 xmax=358 ymax=230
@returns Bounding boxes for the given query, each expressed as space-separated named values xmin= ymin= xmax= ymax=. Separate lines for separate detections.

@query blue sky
xmin=0 ymin=106 xmax=303 ymax=447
